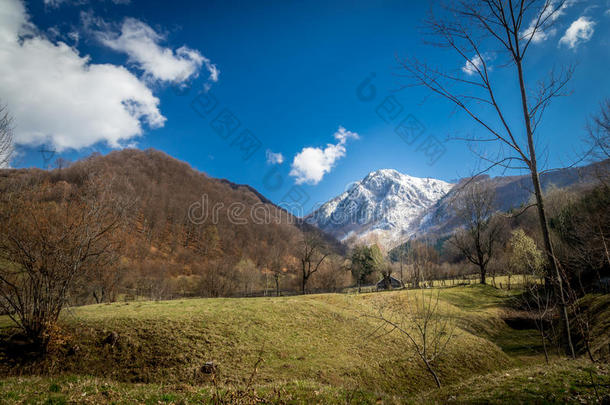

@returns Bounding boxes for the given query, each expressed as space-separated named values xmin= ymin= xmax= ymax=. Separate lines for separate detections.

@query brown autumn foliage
xmin=0 ymin=149 xmax=344 ymax=306
xmin=0 ymin=174 xmax=128 ymax=349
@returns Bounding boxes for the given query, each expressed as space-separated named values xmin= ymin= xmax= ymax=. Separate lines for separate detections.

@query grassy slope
xmin=574 ymin=294 xmax=610 ymax=359
xmin=1 ymin=286 xmax=511 ymax=392
xmin=2 ymin=360 xmax=608 ymax=404
xmin=1 ymin=285 xmax=608 ymax=403
xmin=418 ymin=359 xmax=610 ymax=404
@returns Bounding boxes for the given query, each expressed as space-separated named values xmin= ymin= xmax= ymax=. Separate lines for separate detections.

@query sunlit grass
xmin=1 ymin=284 xmax=607 ymax=403
xmin=1 ymin=286 xmax=512 ymax=396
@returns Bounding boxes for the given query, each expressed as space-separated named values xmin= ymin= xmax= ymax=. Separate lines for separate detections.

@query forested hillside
xmin=417 ymin=160 xmax=608 ymax=238
xmin=0 ymin=149 xmax=343 ymax=303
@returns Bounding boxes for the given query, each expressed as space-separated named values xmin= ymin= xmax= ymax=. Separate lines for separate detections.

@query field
xmin=1 ymin=285 xmax=609 ymax=403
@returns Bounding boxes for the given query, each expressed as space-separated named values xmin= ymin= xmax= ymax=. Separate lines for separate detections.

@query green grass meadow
xmin=1 ymin=285 xmax=608 ymax=403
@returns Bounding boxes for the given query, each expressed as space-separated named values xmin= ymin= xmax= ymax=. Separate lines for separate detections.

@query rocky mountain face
xmin=305 ymin=169 xmax=453 ymax=248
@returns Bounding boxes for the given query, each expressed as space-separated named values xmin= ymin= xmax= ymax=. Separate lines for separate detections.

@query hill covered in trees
xmin=0 ymin=149 xmax=343 ymax=303
xmin=416 ymin=160 xmax=608 ymax=239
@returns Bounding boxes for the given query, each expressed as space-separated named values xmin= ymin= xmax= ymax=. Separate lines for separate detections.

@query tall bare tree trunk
xmin=274 ymin=274 xmax=280 ymax=297
xmin=541 ymin=329 xmax=549 ymax=365
xmin=399 ymin=254 xmax=404 ymax=285
xmin=399 ymin=0 xmax=578 ymax=358
xmin=515 ymin=57 xmax=575 ymax=359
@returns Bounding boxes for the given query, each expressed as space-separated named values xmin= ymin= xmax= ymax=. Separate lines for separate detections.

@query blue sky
xmin=3 ymin=0 xmax=610 ymax=214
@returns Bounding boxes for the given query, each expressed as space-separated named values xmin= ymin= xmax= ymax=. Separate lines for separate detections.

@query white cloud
xmin=95 ymin=18 xmax=218 ymax=85
xmin=265 ymin=149 xmax=284 ymax=165
xmin=521 ymin=0 xmax=575 ymax=44
xmin=44 ymin=0 xmax=130 ymax=7
xmin=462 ymin=53 xmax=495 ymax=76
xmin=289 ymin=126 xmax=359 ymax=185
xmin=462 ymin=55 xmax=483 ymax=76
xmin=68 ymin=30 xmax=79 ymax=46
xmin=559 ymin=16 xmax=595 ymax=48
xmin=44 ymin=0 xmax=81 ymax=6
xmin=525 ymin=26 xmax=558 ymax=44
xmin=0 ymin=0 xmax=164 ymax=151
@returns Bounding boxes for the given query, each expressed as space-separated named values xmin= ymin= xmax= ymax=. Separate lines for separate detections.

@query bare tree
xmin=408 ymin=241 xmax=439 ymax=288
xmin=369 ymin=290 xmax=456 ymax=387
xmin=399 ymin=0 xmax=575 ymax=357
xmin=0 ymin=104 xmax=14 ymax=168
xmin=86 ymin=255 xmax=125 ymax=304
xmin=253 ymin=227 xmax=290 ymax=297
xmin=235 ymin=258 xmax=259 ymax=297
xmin=585 ymin=99 xmax=610 ymax=187
xmin=393 ymin=245 xmax=407 ymax=285
xmin=298 ymin=234 xmax=328 ymax=294
xmin=308 ymin=254 xmax=351 ymax=292
xmin=561 ymin=263 xmax=596 ymax=362
xmin=0 ymin=176 xmax=127 ymax=351
xmin=553 ymin=185 xmax=609 ymax=291
xmin=267 ymin=244 xmax=286 ymax=297
xmin=449 ymin=181 xmax=503 ymax=284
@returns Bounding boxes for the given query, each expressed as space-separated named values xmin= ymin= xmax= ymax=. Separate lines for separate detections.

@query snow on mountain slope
xmin=305 ymin=169 xmax=453 ymax=248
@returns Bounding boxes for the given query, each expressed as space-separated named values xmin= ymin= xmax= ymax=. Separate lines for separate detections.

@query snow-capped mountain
xmin=305 ymin=169 xmax=453 ymax=248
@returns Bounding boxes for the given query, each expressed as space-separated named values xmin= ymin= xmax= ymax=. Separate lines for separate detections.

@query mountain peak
xmin=368 ymin=168 xmax=401 ymax=177
xmin=306 ymin=169 xmax=453 ymax=248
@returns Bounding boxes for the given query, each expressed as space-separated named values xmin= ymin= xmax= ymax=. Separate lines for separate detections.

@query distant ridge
xmin=306 ymin=161 xmax=606 ymax=249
